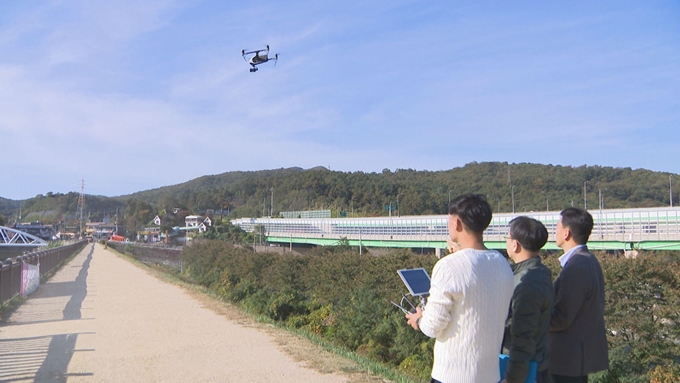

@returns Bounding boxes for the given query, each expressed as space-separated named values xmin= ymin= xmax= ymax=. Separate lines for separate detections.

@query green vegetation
xmin=182 ymin=241 xmax=437 ymax=381
xmin=46 ymin=241 xmax=63 ymax=249
xmin=599 ymin=254 xmax=680 ymax=383
xmin=2 ymin=163 xmax=678 ymax=231
xmin=196 ymin=220 xmax=253 ymax=244
xmin=0 ymin=197 xmax=19 ymax=223
xmin=180 ymin=241 xmax=680 ymax=382
xmin=0 ymin=294 xmax=25 ymax=318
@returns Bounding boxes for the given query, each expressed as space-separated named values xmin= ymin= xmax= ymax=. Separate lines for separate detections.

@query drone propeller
xmin=242 ymin=46 xmax=271 ymax=56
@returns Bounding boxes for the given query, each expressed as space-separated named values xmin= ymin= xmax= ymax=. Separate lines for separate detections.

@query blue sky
xmin=1 ymin=1 xmax=679 ymax=200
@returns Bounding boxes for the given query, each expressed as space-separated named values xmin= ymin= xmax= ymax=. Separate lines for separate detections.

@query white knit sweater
xmin=419 ymin=248 xmax=514 ymax=383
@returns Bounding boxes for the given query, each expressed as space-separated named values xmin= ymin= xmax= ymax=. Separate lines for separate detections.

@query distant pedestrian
xmin=549 ymin=207 xmax=609 ymax=383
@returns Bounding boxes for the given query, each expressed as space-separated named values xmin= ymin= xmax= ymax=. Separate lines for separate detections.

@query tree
xmin=600 ymin=253 xmax=680 ymax=381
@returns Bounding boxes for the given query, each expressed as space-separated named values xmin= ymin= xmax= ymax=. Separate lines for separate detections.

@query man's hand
xmin=447 ymin=238 xmax=461 ymax=253
xmin=405 ymin=306 xmax=423 ymax=330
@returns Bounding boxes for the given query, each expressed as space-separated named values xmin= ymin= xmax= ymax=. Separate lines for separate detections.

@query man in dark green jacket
xmin=502 ymin=216 xmax=554 ymax=383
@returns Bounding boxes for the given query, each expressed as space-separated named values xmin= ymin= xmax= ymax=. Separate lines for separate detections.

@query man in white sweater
xmin=406 ymin=194 xmax=514 ymax=383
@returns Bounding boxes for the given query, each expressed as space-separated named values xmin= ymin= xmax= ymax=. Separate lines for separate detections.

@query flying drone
xmin=241 ymin=45 xmax=278 ymax=72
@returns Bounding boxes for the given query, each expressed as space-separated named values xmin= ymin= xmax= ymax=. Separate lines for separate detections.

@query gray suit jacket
xmin=548 ymin=246 xmax=609 ymax=376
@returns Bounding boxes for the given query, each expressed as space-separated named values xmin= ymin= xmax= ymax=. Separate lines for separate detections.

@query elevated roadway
xmin=232 ymin=207 xmax=680 ymax=252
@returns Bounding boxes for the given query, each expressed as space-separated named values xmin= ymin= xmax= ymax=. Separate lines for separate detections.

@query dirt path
xmin=0 ymin=244 xmax=383 ymax=382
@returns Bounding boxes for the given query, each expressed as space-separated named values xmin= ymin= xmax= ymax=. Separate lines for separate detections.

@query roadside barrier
xmin=0 ymin=240 xmax=88 ymax=305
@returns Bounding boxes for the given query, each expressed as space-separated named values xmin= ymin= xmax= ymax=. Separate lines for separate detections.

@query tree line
xmin=1 ymin=162 xmax=677 ymax=233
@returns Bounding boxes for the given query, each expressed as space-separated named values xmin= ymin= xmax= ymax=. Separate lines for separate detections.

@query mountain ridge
xmin=1 ymin=162 xmax=677 ymax=226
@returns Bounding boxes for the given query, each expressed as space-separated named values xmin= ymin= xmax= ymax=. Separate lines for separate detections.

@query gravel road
xmin=0 ymin=243 xmax=360 ymax=382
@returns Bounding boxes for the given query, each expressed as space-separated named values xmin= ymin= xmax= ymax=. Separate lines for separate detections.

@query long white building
xmin=232 ymin=207 xmax=680 ymax=251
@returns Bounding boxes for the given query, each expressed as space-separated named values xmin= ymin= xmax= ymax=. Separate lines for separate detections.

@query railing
xmin=0 ymin=240 xmax=88 ymax=305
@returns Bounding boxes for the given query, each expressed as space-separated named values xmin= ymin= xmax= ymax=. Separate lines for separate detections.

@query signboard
xmin=21 ymin=261 xmax=40 ymax=296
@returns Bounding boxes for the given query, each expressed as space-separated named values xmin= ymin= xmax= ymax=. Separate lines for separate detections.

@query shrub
xmin=179 ymin=239 xmax=680 ymax=382
xmin=649 ymin=364 xmax=680 ymax=383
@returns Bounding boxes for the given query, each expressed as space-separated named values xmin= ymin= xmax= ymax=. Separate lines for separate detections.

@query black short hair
xmin=448 ymin=194 xmax=492 ymax=233
xmin=560 ymin=207 xmax=593 ymax=244
xmin=509 ymin=216 xmax=549 ymax=252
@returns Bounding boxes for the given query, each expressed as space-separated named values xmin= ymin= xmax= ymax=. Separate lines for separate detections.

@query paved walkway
xmin=0 ymin=244 xmax=348 ymax=382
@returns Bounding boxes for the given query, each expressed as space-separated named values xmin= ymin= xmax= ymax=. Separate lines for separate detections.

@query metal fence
xmin=0 ymin=240 xmax=88 ymax=305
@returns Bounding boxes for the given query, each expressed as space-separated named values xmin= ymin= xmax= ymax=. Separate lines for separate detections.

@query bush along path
xmin=181 ymin=240 xmax=680 ymax=383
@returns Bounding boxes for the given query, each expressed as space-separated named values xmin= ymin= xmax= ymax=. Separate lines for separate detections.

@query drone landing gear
xmin=249 ymin=67 xmax=258 ymax=73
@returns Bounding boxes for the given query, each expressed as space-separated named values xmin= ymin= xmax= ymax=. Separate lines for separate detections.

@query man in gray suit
xmin=548 ymin=207 xmax=609 ymax=383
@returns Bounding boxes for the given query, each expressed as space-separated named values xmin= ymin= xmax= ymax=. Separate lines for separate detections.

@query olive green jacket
xmin=502 ymin=257 xmax=554 ymax=383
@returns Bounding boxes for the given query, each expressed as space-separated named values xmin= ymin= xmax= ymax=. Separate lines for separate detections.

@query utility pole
xmin=599 ymin=189 xmax=603 ymax=211
xmin=511 ymin=185 xmax=515 ymax=214
xmin=78 ymin=179 xmax=85 ymax=239
xmin=359 ymin=228 xmax=362 ymax=255
xmin=599 ymin=189 xmax=603 ymax=239
xmin=270 ymin=187 xmax=274 ymax=217
xmin=583 ymin=181 xmax=588 ymax=210
xmin=671 ymin=175 xmax=674 ymax=208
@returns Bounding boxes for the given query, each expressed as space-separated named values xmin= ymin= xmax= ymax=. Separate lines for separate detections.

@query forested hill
xmin=1 ymin=162 xmax=677 ymax=224
xmin=125 ymin=167 xmax=308 ymax=202
xmin=123 ymin=162 xmax=675 ymax=217
xmin=0 ymin=198 xmax=20 ymax=224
